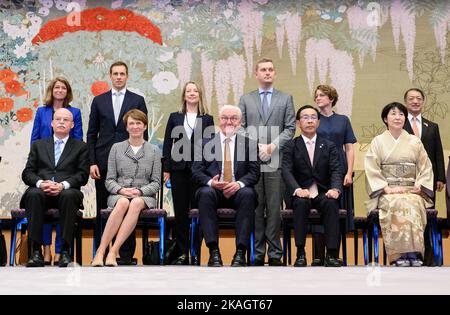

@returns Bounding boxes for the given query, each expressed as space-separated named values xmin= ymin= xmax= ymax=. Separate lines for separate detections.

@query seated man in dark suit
xmin=282 ymin=105 xmax=343 ymax=267
xmin=191 ymin=105 xmax=260 ymax=267
xmin=21 ymin=108 xmax=89 ymax=267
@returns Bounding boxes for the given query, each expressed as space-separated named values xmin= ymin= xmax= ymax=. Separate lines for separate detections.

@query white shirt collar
xmin=301 ymin=134 xmax=317 ymax=145
xmin=219 ymin=132 xmax=237 ymax=144
xmin=408 ymin=113 xmax=422 ymax=124
xmin=54 ymin=135 xmax=69 ymax=144
xmin=112 ymin=87 xmax=127 ymax=96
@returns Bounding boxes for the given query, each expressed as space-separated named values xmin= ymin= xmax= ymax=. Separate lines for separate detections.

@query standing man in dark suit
xmin=238 ymin=58 xmax=296 ymax=266
xmin=21 ymin=108 xmax=89 ymax=267
xmin=403 ymin=88 xmax=446 ymax=266
xmin=191 ymin=105 xmax=260 ymax=267
xmin=282 ymin=105 xmax=343 ymax=267
xmin=87 ymin=61 xmax=148 ymax=264
xmin=403 ymin=88 xmax=446 ymax=198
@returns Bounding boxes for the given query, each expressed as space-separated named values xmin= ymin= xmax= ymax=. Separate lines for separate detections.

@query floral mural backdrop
xmin=0 ymin=0 xmax=449 ymax=217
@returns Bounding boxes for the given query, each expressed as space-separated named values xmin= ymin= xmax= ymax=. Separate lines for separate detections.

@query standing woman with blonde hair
xmin=163 ymin=81 xmax=214 ymax=265
xmin=30 ymin=76 xmax=83 ymax=265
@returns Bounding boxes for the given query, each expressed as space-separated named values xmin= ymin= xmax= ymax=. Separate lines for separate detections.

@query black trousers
xmin=95 ymin=170 xmax=135 ymax=259
xmin=196 ymin=186 xmax=256 ymax=248
xmin=292 ymin=194 xmax=340 ymax=251
xmin=23 ymin=188 xmax=82 ymax=247
xmin=171 ymin=169 xmax=196 ymax=256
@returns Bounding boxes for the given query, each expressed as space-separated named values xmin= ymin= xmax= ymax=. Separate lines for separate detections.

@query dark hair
xmin=296 ymin=105 xmax=320 ymax=120
xmin=403 ymin=88 xmax=425 ymax=102
xmin=110 ymin=61 xmax=128 ymax=75
xmin=381 ymin=102 xmax=408 ymax=127
xmin=315 ymin=85 xmax=338 ymax=107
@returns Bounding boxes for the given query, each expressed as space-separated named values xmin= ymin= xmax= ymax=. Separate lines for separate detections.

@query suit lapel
xmin=264 ymin=89 xmax=279 ymax=124
xmin=421 ymin=118 xmax=429 ymax=141
xmin=104 ymin=90 xmax=115 ymax=126
xmin=296 ymin=138 xmax=312 ymax=168
xmin=252 ymin=90 xmax=265 ymax=123
xmin=46 ymin=138 xmax=56 ymax=167
xmin=56 ymin=137 xmax=74 ymax=168
xmin=313 ymin=138 xmax=324 ymax=169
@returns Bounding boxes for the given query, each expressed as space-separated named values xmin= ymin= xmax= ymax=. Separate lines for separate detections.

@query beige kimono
xmin=365 ymin=130 xmax=434 ymax=262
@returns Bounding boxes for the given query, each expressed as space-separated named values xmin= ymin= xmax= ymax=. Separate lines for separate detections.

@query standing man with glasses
xmin=238 ymin=58 xmax=295 ymax=266
xmin=403 ymin=88 xmax=446 ymax=265
xmin=87 ymin=61 xmax=148 ymax=265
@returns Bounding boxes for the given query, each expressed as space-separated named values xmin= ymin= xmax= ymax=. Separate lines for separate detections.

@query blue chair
xmin=281 ymin=208 xmax=348 ymax=266
xmin=363 ymin=208 xmax=442 ymax=266
xmin=9 ymin=208 xmax=84 ymax=266
xmin=189 ymin=208 xmax=255 ymax=266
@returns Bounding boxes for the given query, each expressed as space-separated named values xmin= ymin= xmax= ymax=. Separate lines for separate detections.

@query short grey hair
xmin=219 ymin=105 xmax=242 ymax=118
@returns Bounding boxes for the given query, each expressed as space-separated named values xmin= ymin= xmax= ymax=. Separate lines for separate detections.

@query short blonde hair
xmin=123 ymin=109 xmax=148 ymax=126
xmin=44 ymin=77 xmax=73 ymax=107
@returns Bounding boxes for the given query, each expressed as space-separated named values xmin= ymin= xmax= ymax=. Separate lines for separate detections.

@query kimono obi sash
xmin=381 ymin=162 xmax=416 ymax=187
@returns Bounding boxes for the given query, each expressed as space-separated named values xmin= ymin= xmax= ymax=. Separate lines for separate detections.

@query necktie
xmin=223 ymin=138 xmax=232 ymax=182
xmin=307 ymin=140 xmax=319 ymax=198
xmin=261 ymin=91 xmax=269 ymax=121
xmin=54 ymin=139 xmax=63 ymax=166
xmin=412 ymin=117 xmax=420 ymax=138
xmin=113 ymin=92 xmax=122 ymax=125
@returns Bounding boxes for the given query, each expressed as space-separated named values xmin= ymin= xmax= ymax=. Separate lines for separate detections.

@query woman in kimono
xmin=365 ymin=102 xmax=433 ymax=267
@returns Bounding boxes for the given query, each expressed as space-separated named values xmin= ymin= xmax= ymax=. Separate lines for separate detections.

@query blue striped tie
xmin=54 ymin=139 xmax=63 ymax=166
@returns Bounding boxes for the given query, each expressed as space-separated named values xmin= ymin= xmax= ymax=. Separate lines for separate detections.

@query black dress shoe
xmin=268 ymin=257 xmax=283 ymax=266
xmin=26 ymin=250 xmax=45 ymax=267
xmin=311 ymin=258 xmax=324 ymax=266
xmin=207 ymin=249 xmax=223 ymax=267
xmin=231 ymin=249 xmax=246 ymax=267
xmin=294 ymin=254 xmax=307 ymax=267
xmin=58 ymin=251 xmax=72 ymax=268
xmin=190 ymin=256 xmax=200 ymax=266
xmin=172 ymin=254 xmax=189 ymax=265
xmin=252 ymin=259 xmax=265 ymax=266
xmin=324 ymin=255 xmax=342 ymax=267
xmin=116 ymin=257 xmax=138 ymax=266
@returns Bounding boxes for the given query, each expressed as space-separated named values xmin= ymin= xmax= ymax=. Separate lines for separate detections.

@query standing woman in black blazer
xmin=163 ymin=81 xmax=214 ymax=265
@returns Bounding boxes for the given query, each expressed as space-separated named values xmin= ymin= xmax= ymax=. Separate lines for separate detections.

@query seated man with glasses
xmin=20 ymin=108 xmax=89 ymax=267
xmin=281 ymin=105 xmax=343 ymax=267
xmin=191 ymin=105 xmax=260 ymax=267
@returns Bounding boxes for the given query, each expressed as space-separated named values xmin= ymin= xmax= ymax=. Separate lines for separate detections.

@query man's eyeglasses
xmin=220 ymin=116 xmax=239 ymax=122
xmin=299 ymin=115 xmax=318 ymax=121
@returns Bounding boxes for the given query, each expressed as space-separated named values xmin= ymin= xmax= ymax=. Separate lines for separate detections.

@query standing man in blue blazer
xmin=87 ymin=61 xmax=148 ymax=264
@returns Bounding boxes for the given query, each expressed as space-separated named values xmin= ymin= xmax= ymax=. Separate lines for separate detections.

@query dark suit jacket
xmin=404 ymin=117 xmax=446 ymax=184
xmin=191 ymin=133 xmax=260 ymax=188
xmin=282 ymin=135 xmax=343 ymax=198
xmin=87 ymin=89 xmax=148 ymax=171
xmin=162 ymin=112 xmax=214 ymax=172
xmin=20 ymin=137 xmax=89 ymax=206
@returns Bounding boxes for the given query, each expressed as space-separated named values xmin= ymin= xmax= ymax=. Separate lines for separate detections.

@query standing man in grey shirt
xmin=238 ymin=58 xmax=296 ymax=266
